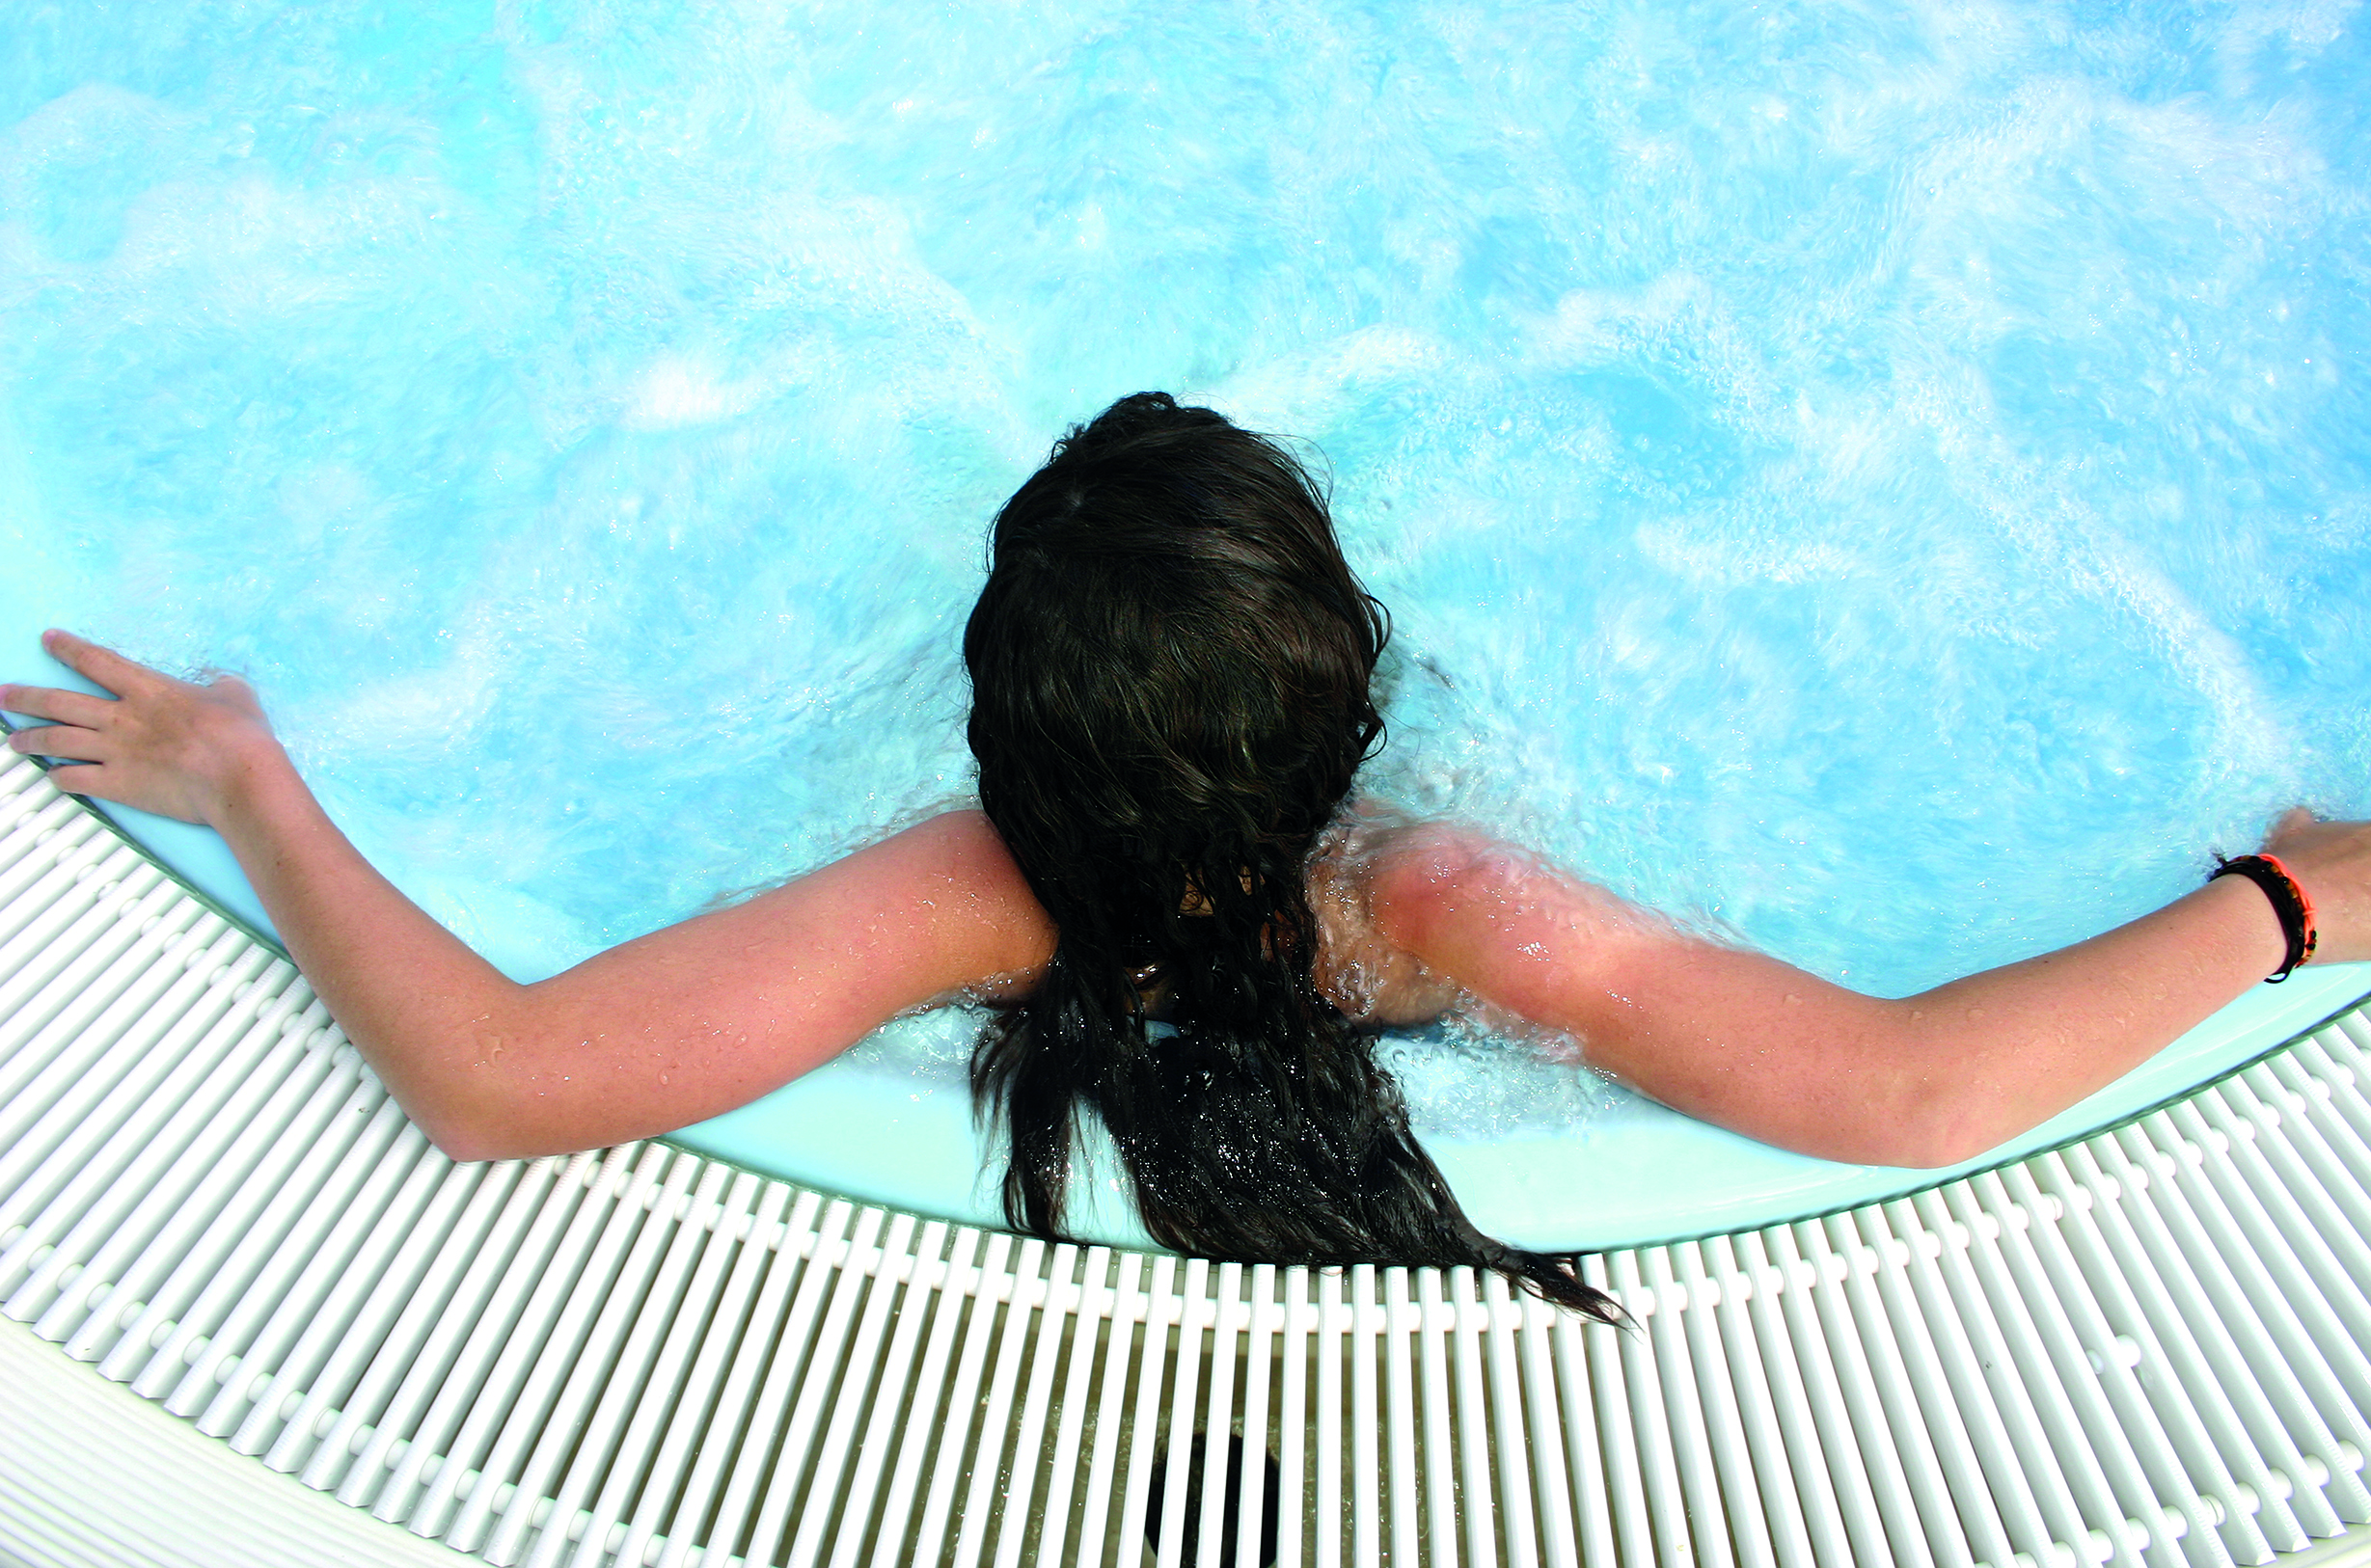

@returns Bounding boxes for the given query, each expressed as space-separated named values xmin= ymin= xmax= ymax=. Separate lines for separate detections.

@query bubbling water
xmin=4 ymin=0 xmax=2367 ymax=1163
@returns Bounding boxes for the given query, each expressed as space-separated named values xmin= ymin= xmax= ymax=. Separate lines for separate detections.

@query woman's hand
xmin=2 ymin=629 xmax=287 ymax=827
xmin=7 ymin=629 xmax=1057 ymax=1161
xmin=2261 ymin=808 xmax=2371 ymax=967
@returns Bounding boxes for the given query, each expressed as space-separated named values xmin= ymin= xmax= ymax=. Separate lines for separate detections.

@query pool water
xmin=4 ymin=0 xmax=2368 ymax=1248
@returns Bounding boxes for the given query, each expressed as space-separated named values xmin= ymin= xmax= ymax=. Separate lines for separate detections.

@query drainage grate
xmin=4 ymin=751 xmax=2369 ymax=1566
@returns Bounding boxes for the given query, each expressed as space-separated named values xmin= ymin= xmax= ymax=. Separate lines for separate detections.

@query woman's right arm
xmin=1355 ymin=814 xmax=2371 ymax=1168
xmin=4 ymin=631 xmax=1056 ymax=1161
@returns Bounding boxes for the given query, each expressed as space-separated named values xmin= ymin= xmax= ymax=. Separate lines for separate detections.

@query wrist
xmin=203 ymin=730 xmax=300 ymax=829
xmin=2196 ymin=864 xmax=2304 ymax=982
xmin=2208 ymin=852 xmax=2319 ymax=981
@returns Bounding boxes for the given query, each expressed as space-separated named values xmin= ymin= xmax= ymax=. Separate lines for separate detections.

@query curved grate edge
xmin=4 ymin=752 xmax=2370 ymax=1567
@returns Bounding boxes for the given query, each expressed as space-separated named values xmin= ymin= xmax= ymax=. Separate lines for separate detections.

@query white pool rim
xmin=6 ymin=751 xmax=2371 ymax=1567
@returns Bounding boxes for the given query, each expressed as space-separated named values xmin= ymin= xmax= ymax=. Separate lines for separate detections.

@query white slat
xmin=4 ymin=763 xmax=2371 ymax=1566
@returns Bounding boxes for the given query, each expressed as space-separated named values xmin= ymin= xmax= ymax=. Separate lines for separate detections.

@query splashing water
xmin=5 ymin=1 xmax=2367 ymax=1168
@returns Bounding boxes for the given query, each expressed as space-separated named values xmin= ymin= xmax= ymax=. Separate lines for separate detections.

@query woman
xmin=6 ymin=392 xmax=2366 ymax=1323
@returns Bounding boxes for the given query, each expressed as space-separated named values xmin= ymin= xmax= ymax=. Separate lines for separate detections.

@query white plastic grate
xmin=4 ymin=749 xmax=2371 ymax=1566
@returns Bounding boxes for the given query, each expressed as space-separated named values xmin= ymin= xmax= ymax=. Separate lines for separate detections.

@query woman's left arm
xmin=4 ymin=631 xmax=1055 ymax=1161
xmin=1357 ymin=814 xmax=2371 ymax=1168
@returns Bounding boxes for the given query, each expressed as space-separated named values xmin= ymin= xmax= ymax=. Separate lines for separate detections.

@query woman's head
xmin=966 ymin=392 xmax=1385 ymax=972
xmin=964 ymin=392 xmax=1617 ymax=1320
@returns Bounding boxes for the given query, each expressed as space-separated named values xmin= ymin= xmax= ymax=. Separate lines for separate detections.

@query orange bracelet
xmin=2211 ymin=852 xmax=2319 ymax=982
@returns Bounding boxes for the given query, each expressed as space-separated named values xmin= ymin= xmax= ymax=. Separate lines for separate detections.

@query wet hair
xmin=964 ymin=392 xmax=1619 ymax=1320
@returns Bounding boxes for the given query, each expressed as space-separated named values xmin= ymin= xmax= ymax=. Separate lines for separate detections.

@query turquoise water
xmin=5 ymin=1 xmax=2368 ymax=1246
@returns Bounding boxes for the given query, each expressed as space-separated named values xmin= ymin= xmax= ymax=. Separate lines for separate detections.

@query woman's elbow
xmin=1868 ymin=1098 xmax=2019 ymax=1171
xmin=412 ymin=1106 xmax=531 ymax=1165
xmin=1824 ymin=1014 xmax=2025 ymax=1170
xmin=1874 ymin=1135 xmax=1986 ymax=1171
xmin=1776 ymin=1124 xmax=1978 ymax=1171
xmin=1766 ymin=1071 xmax=2010 ymax=1169
xmin=372 ymin=1007 xmax=605 ymax=1163
xmin=405 ymin=1083 xmax=578 ymax=1165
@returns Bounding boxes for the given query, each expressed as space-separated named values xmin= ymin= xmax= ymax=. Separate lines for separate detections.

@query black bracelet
xmin=2209 ymin=853 xmax=2318 ymax=983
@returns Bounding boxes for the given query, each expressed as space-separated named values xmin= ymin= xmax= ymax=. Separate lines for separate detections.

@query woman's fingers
xmin=42 ymin=764 xmax=108 ymax=798
xmin=0 ymin=683 xmax=117 ymax=728
xmin=8 ymin=722 xmax=107 ymax=762
xmin=42 ymin=758 xmax=149 ymax=807
xmin=39 ymin=628 xmax=155 ymax=698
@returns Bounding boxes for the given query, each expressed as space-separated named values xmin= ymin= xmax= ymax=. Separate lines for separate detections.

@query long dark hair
xmin=964 ymin=392 xmax=1618 ymax=1320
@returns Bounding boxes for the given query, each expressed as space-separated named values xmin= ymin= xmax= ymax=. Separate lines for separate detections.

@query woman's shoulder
xmin=1307 ymin=806 xmax=1665 ymax=1028
xmin=1308 ymin=806 xmax=1497 ymax=1027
